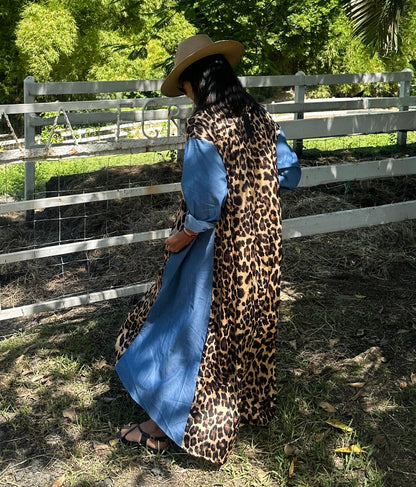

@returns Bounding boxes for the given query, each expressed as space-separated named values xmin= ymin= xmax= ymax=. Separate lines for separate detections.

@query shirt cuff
xmin=184 ymin=212 xmax=216 ymax=233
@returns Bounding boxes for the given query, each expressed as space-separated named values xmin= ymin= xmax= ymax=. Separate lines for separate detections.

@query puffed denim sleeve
xmin=276 ymin=129 xmax=301 ymax=191
xmin=181 ymin=138 xmax=228 ymax=234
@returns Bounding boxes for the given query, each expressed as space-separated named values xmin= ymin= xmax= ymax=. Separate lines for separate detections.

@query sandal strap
xmin=120 ymin=424 xmax=139 ymax=441
xmin=138 ymin=425 xmax=168 ymax=442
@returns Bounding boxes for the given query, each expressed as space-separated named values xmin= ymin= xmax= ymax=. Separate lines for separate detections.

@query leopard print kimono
xmin=115 ymin=104 xmax=282 ymax=464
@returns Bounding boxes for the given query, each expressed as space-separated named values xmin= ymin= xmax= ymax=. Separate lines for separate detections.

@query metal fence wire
xmin=0 ymin=71 xmax=415 ymax=320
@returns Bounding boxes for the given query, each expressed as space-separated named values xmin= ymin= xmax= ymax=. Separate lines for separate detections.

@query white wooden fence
xmin=0 ymin=70 xmax=415 ymax=320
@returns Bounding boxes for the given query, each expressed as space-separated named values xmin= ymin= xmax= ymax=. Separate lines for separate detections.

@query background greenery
xmin=1 ymin=0 xmax=416 ymax=105
xmin=1 ymin=3 xmax=415 ymax=485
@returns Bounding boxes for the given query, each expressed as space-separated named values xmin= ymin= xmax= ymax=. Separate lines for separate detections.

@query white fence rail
xmin=0 ymin=71 xmax=415 ymax=320
xmin=0 ymin=70 xmax=414 ymax=160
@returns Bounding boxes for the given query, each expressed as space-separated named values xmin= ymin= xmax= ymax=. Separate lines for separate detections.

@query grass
xmin=1 ymin=131 xmax=416 ymax=200
xmin=0 ymin=136 xmax=415 ymax=486
xmin=302 ymin=131 xmax=416 ymax=154
xmin=0 ymin=150 xmax=175 ymax=199
xmin=0 ymin=216 xmax=415 ymax=486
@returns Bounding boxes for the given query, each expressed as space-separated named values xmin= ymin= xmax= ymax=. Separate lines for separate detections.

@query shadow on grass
xmin=0 ymin=177 xmax=415 ymax=486
xmin=272 ymin=220 xmax=416 ymax=487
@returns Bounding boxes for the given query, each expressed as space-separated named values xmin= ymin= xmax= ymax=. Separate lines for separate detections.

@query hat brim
xmin=161 ymin=40 xmax=245 ymax=97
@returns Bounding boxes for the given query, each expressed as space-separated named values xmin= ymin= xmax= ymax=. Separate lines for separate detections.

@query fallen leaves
xmin=324 ymin=419 xmax=371 ymax=455
xmin=278 ymin=340 xmax=401 ymax=480
xmin=93 ymin=440 xmax=117 ymax=458
xmin=62 ymin=408 xmax=77 ymax=422
xmin=323 ymin=416 xmax=385 ymax=455
xmin=284 ymin=443 xmax=294 ymax=456
xmin=93 ymin=441 xmax=110 ymax=451
xmin=319 ymin=401 xmax=337 ymax=413
xmin=288 ymin=457 xmax=297 ymax=478
xmin=335 ymin=445 xmax=366 ymax=454
xmin=397 ymin=373 xmax=416 ymax=389
xmin=51 ymin=476 xmax=65 ymax=487
xmin=284 ymin=443 xmax=298 ymax=478
xmin=325 ymin=419 xmax=353 ymax=432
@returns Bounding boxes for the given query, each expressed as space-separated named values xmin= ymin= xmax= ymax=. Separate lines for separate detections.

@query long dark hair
xmin=179 ymin=54 xmax=260 ymax=117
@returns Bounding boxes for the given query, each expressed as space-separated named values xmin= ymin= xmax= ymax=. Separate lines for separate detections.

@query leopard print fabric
xmin=115 ymin=105 xmax=282 ymax=465
xmin=181 ymin=106 xmax=282 ymax=464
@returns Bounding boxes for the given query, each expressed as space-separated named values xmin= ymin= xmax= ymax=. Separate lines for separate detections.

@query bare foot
xmin=119 ymin=419 xmax=169 ymax=451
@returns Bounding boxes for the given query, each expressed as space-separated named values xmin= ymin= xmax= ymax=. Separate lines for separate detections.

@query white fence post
xmin=24 ymin=76 xmax=36 ymax=221
xmin=1 ymin=72 xmax=416 ymax=321
xmin=293 ymin=71 xmax=305 ymax=155
xmin=397 ymin=68 xmax=413 ymax=146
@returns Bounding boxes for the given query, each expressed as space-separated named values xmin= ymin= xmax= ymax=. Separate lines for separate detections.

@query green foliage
xmin=174 ymin=0 xmax=343 ymax=75
xmin=99 ymin=0 xmax=196 ymax=72
xmin=313 ymin=11 xmax=389 ymax=96
xmin=342 ymin=0 xmax=412 ymax=54
xmin=0 ymin=162 xmax=25 ymax=198
xmin=0 ymin=1 xmax=25 ymax=103
xmin=173 ymin=0 xmax=415 ymax=95
xmin=16 ymin=1 xmax=78 ymax=81
xmin=387 ymin=3 xmax=416 ymax=70
xmin=0 ymin=0 xmax=415 ymax=103
xmin=1 ymin=0 xmax=195 ymax=103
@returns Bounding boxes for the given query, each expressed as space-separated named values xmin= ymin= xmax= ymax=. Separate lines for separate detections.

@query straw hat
xmin=161 ymin=34 xmax=244 ymax=97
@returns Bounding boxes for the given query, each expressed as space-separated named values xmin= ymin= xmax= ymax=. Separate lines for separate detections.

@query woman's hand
xmin=165 ymin=229 xmax=196 ymax=253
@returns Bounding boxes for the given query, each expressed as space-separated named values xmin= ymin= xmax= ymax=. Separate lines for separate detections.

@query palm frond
xmin=342 ymin=0 xmax=409 ymax=53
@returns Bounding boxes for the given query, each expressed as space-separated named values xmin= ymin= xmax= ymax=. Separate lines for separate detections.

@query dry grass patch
xmin=0 ymin=149 xmax=415 ymax=486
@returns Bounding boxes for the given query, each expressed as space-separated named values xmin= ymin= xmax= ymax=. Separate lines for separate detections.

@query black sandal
xmin=117 ymin=424 xmax=169 ymax=454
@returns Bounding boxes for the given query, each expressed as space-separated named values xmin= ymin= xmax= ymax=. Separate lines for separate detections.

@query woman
xmin=115 ymin=34 xmax=300 ymax=464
